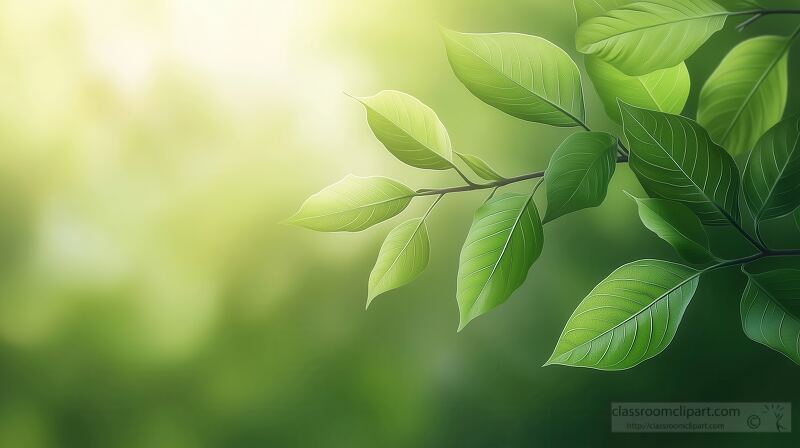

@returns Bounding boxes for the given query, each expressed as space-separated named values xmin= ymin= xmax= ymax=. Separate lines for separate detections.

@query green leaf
xmin=356 ymin=90 xmax=454 ymax=170
xmin=546 ymin=260 xmax=699 ymax=370
xmin=720 ymin=0 xmax=761 ymax=10
xmin=698 ymin=36 xmax=790 ymax=156
xmin=576 ymin=0 xmax=728 ymax=76
xmin=573 ymin=0 xmax=632 ymax=24
xmin=455 ymin=152 xmax=504 ymax=181
xmin=626 ymin=194 xmax=716 ymax=264
xmin=287 ymin=175 xmax=414 ymax=232
xmin=620 ymin=103 xmax=740 ymax=226
xmin=741 ymin=257 xmax=800 ymax=366
xmin=441 ymin=29 xmax=586 ymax=127
xmin=367 ymin=218 xmax=430 ymax=307
xmin=585 ymin=57 xmax=690 ymax=123
xmin=743 ymin=115 xmax=800 ymax=222
xmin=457 ymin=192 xmax=544 ymax=330
xmin=544 ymin=132 xmax=618 ymax=223
xmin=796 ymin=208 xmax=800 ymax=233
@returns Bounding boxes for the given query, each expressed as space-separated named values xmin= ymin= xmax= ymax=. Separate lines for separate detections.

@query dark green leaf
xmin=544 ymin=132 xmax=618 ymax=223
xmin=546 ymin=260 xmax=699 ymax=370
xmin=743 ymin=115 xmax=800 ymax=222
xmin=620 ymin=103 xmax=740 ymax=226
xmin=457 ymin=192 xmax=544 ymax=330
xmin=627 ymin=194 xmax=716 ymax=264
xmin=741 ymin=257 xmax=800 ymax=366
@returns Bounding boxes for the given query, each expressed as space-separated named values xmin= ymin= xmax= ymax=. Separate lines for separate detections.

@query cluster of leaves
xmin=289 ymin=0 xmax=800 ymax=370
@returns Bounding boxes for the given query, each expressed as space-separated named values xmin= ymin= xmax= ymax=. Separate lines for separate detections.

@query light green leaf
xmin=356 ymin=90 xmax=453 ymax=170
xmin=620 ymin=103 xmax=740 ymax=226
xmin=626 ymin=194 xmax=716 ymax=264
xmin=457 ymin=192 xmax=544 ymax=330
xmin=698 ymin=36 xmax=790 ymax=156
xmin=367 ymin=218 xmax=430 ymax=307
xmin=455 ymin=152 xmax=504 ymax=181
xmin=441 ymin=29 xmax=586 ymax=127
xmin=576 ymin=0 xmax=728 ymax=76
xmin=586 ymin=57 xmax=690 ymax=123
xmin=573 ymin=0 xmax=631 ymax=24
xmin=287 ymin=175 xmax=414 ymax=232
xmin=546 ymin=260 xmax=699 ymax=370
xmin=741 ymin=257 xmax=800 ymax=366
xmin=544 ymin=132 xmax=618 ymax=223
xmin=743 ymin=115 xmax=800 ymax=222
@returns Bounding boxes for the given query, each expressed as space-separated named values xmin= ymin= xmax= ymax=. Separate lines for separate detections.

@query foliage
xmin=291 ymin=1 xmax=800 ymax=370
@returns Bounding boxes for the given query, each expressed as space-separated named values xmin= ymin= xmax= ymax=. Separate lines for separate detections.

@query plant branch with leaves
xmin=289 ymin=0 xmax=800 ymax=370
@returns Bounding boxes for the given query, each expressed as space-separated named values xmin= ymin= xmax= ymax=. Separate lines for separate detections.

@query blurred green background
xmin=1 ymin=0 xmax=800 ymax=446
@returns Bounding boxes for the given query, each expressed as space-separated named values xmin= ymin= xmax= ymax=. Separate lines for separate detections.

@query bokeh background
xmin=1 ymin=0 xmax=800 ymax=446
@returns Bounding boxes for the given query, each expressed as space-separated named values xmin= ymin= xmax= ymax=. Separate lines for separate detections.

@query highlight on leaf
xmin=543 ymin=132 xmax=618 ymax=223
xmin=626 ymin=193 xmax=716 ymax=265
xmin=698 ymin=36 xmax=790 ymax=156
xmin=287 ymin=175 xmax=414 ymax=232
xmin=546 ymin=260 xmax=700 ymax=370
xmin=441 ymin=29 xmax=586 ymax=127
xmin=355 ymin=90 xmax=454 ymax=170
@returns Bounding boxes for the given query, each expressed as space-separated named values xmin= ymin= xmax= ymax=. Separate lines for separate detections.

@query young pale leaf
xmin=627 ymin=194 xmax=716 ymax=264
xmin=575 ymin=0 xmax=728 ymax=76
xmin=544 ymin=132 xmax=618 ymax=223
xmin=457 ymin=192 xmax=544 ymax=330
xmin=367 ymin=218 xmax=430 ymax=307
xmin=743 ymin=115 xmax=800 ymax=222
xmin=573 ymin=0 xmax=631 ymax=24
xmin=546 ymin=260 xmax=699 ymax=370
xmin=356 ymin=90 xmax=453 ymax=170
xmin=586 ymin=57 xmax=689 ymax=123
xmin=698 ymin=36 xmax=790 ymax=156
xmin=620 ymin=103 xmax=740 ymax=226
xmin=720 ymin=0 xmax=761 ymax=10
xmin=441 ymin=29 xmax=586 ymax=127
xmin=741 ymin=257 xmax=800 ymax=366
xmin=456 ymin=152 xmax=504 ymax=181
xmin=287 ymin=175 xmax=414 ymax=232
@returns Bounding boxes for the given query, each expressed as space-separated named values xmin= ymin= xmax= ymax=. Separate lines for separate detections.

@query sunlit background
xmin=1 ymin=0 xmax=800 ymax=446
